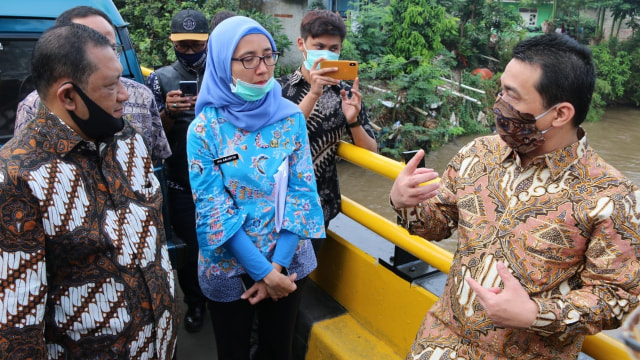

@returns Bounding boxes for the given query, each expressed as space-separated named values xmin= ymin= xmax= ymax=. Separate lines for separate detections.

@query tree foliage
xmin=342 ymin=0 xmax=390 ymax=62
xmin=440 ymin=0 xmax=523 ymax=69
xmin=387 ymin=0 xmax=458 ymax=62
xmin=343 ymin=0 xmax=499 ymax=158
xmin=113 ymin=0 xmax=639 ymax=156
xmin=113 ymin=0 xmax=291 ymax=68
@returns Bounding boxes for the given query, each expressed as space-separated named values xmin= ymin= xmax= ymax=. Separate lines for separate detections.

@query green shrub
xmin=114 ymin=0 xmax=291 ymax=68
xmin=587 ymin=41 xmax=631 ymax=121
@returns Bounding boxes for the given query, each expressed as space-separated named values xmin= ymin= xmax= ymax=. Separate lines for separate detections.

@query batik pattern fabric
xmin=15 ymin=77 xmax=172 ymax=161
xmin=278 ymin=68 xmax=376 ymax=223
xmin=0 ymin=105 xmax=178 ymax=359
xmin=187 ymin=106 xmax=325 ymax=302
xmin=396 ymin=130 xmax=640 ymax=360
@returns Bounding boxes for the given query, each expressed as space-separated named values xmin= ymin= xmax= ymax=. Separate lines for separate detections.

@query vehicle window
xmin=0 ymin=37 xmax=37 ymax=143
xmin=116 ymin=26 xmax=142 ymax=81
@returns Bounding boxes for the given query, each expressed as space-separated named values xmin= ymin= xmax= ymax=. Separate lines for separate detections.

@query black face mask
xmin=175 ymin=48 xmax=207 ymax=69
xmin=65 ymin=82 xmax=124 ymax=141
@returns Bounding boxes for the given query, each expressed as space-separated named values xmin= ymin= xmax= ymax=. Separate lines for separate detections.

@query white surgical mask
xmin=303 ymin=42 xmax=340 ymax=70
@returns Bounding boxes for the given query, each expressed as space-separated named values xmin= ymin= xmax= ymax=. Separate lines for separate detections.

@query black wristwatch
xmin=347 ymin=119 xmax=362 ymax=128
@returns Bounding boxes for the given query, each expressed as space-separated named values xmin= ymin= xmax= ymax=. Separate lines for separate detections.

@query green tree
xmin=608 ymin=0 xmax=639 ymax=39
xmin=586 ymin=41 xmax=631 ymax=121
xmin=441 ymin=0 xmax=524 ymax=69
xmin=344 ymin=0 xmax=391 ymax=62
xmin=387 ymin=0 xmax=458 ymax=62
xmin=113 ymin=0 xmax=290 ymax=68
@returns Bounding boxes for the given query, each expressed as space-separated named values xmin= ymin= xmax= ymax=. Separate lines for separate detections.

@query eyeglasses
xmin=174 ymin=41 xmax=207 ymax=53
xmin=111 ymin=44 xmax=124 ymax=59
xmin=231 ymin=52 xmax=280 ymax=69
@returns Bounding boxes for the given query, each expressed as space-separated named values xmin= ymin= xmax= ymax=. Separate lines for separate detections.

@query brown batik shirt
xmin=396 ymin=130 xmax=640 ymax=360
xmin=0 ymin=105 xmax=178 ymax=359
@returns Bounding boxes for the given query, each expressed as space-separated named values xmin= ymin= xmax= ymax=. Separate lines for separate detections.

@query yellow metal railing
xmin=335 ymin=141 xmax=632 ymax=360
xmin=141 ymin=65 xmax=153 ymax=78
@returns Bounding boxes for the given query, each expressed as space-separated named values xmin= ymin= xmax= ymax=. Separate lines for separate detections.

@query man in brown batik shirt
xmin=391 ymin=33 xmax=640 ymax=360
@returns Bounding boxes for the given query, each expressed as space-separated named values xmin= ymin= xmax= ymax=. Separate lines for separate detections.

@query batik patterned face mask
xmin=493 ymin=93 xmax=558 ymax=153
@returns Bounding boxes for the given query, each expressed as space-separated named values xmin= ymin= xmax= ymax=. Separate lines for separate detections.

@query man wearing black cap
xmin=146 ymin=8 xmax=209 ymax=333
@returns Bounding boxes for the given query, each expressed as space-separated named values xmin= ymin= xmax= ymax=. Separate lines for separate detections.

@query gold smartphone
xmin=319 ymin=60 xmax=359 ymax=80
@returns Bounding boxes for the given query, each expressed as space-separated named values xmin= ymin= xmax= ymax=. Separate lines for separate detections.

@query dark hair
xmin=209 ymin=10 xmax=236 ymax=32
xmin=300 ymin=9 xmax=346 ymax=41
xmin=55 ymin=5 xmax=115 ymax=29
xmin=31 ymin=24 xmax=111 ymax=100
xmin=512 ymin=33 xmax=595 ymax=126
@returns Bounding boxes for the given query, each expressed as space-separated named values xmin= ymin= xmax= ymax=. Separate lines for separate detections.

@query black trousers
xmin=168 ymin=187 xmax=206 ymax=307
xmin=208 ymin=278 xmax=307 ymax=360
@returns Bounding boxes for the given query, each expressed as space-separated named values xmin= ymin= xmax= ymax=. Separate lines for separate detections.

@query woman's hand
xmin=240 ymin=267 xmax=298 ymax=305
xmin=263 ymin=268 xmax=297 ymax=300
xmin=240 ymin=281 xmax=269 ymax=305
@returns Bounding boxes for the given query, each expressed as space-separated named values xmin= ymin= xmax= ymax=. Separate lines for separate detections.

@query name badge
xmin=214 ymin=153 xmax=239 ymax=165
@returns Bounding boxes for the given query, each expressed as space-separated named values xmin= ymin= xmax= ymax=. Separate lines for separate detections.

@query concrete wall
xmin=582 ymin=8 xmax=635 ymax=41
xmin=259 ymin=0 xmax=327 ymax=67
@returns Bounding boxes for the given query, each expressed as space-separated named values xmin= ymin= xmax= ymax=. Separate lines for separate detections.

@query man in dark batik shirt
xmin=278 ymin=10 xmax=377 ymax=252
xmin=0 ymin=24 xmax=177 ymax=359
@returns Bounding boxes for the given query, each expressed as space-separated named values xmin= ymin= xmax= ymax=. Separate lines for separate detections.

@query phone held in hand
xmin=319 ymin=60 xmax=358 ymax=80
xmin=179 ymin=80 xmax=198 ymax=97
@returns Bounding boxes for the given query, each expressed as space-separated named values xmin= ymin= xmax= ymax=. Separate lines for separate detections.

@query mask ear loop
xmin=302 ymin=41 xmax=309 ymax=62
xmin=535 ymin=103 xmax=561 ymax=134
xmin=534 ymin=103 xmax=561 ymax=121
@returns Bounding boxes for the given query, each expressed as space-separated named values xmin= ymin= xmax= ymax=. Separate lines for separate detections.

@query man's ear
xmin=297 ymin=37 xmax=305 ymax=53
xmin=552 ymin=102 xmax=576 ymax=128
xmin=56 ymin=82 xmax=77 ymax=111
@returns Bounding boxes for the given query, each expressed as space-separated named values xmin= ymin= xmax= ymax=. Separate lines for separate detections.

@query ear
xmin=297 ymin=37 xmax=305 ymax=53
xmin=56 ymin=82 xmax=78 ymax=111
xmin=551 ymin=102 xmax=575 ymax=128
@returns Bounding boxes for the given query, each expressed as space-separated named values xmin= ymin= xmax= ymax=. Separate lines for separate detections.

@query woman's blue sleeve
xmin=271 ymin=230 xmax=298 ymax=268
xmin=225 ymin=228 xmax=273 ymax=281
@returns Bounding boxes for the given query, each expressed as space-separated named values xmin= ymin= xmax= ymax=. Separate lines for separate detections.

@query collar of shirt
xmin=500 ymin=127 xmax=588 ymax=181
xmin=32 ymin=102 xmax=85 ymax=157
xmin=33 ymin=102 xmax=135 ymax=157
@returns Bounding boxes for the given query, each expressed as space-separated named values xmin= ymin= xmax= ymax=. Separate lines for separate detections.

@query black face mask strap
xmin=63 ymin=82 xmax=92 ymax=120
xmin=62 ymin=81 xmax=125 ymax=141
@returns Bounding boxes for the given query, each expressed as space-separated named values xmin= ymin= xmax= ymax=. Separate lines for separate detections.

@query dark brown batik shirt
xmin=0 ymin=105 xmax=178 ymax=359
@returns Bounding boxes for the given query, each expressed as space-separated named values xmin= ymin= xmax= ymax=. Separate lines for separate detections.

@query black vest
xmin=155 ymin=61 xmax=205 ymax=189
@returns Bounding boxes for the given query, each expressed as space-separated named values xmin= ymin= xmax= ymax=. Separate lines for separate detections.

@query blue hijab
xmin=195 ymin=16 xmax=300 ymax=131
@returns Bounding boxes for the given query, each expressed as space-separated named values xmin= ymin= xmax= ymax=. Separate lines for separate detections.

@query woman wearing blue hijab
xmin=187 ymin=16 xmax=325 ymax=359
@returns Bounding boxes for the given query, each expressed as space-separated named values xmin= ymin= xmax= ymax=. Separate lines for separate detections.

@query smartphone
xmin=179 ymin=80 xmax=198 ymax=97
xmin=319 ymin=60 xmax=359 ymax=80
xmin=240 ymin=274 xmax=255 ymax=292
xmin=402 ymin=150 xmax=425 ymax=168
xmin=240 ymin=267 xmax=289 ymax=292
